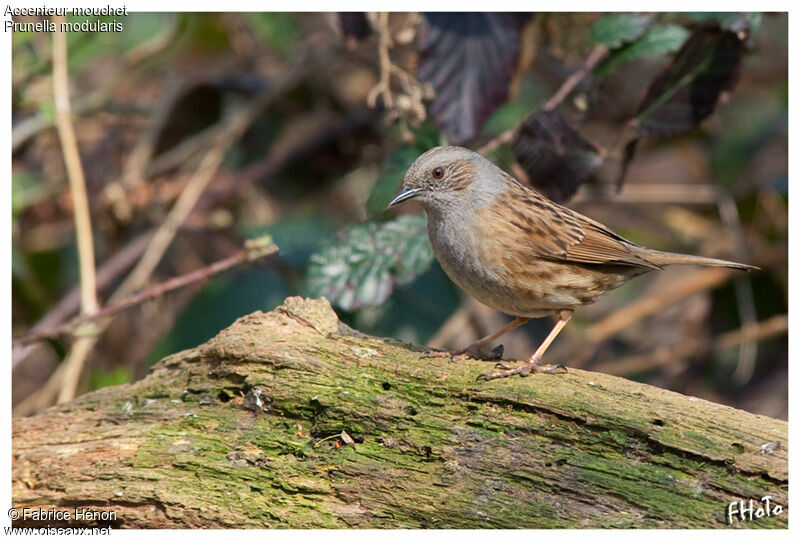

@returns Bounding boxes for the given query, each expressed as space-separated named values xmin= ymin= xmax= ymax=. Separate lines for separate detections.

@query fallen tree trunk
xmin=12 ymin=297 xmax=788 ymax=529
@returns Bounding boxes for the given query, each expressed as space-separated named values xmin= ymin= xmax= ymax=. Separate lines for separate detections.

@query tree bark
xmin=12 ymin=297 xmax=788 ymax=529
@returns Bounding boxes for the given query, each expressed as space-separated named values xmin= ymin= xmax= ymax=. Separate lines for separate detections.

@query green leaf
xmin=365 ymin=123 xmax=442 ymax=218
xmin=304 ymin=215 xmax=434 ymax=311
xmin=588 ymin=14 xmax=652 ymax=49
xmin=365 ymin=147 xmax=419 ymax=219
xmin=598 ymin=24 xmax=690 ymax=76
xmin=12 ymin=172 xmax=45 ymax=216
xmin=245 ymin=13 xmax=300 ymax=54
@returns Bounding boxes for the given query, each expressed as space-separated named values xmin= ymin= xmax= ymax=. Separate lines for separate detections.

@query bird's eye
xmin=431 ymin=167 xmax=444 ymax=179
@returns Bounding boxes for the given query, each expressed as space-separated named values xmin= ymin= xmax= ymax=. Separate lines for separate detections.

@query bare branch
xmin=112 ymin=70 xmax=300 ymax=301
xmin=13 ymin=238 xmax=278 ymax=347
xmin=52 ymin=16 xmax=100 ymax=403
xmin=12 ymin=230 xmax=155 ymax=370
xmin=367 ymin=12 xmax=395 ymax=109
xmin=21 ymin=66 xmax=304 ymax=413
xmin=594 ymin=314 xmax=788 ymax=377
xmin=477 ymin=44 xmax=608 ymax=155
xmin=541 ymin=45 xmax=608 ymax=112
xmin=12 ymin=14 xmax=183 ymax=152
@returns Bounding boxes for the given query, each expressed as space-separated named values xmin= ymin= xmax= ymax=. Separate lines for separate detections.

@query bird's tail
xmin=640 ymin=249 xmax=759 ymax=272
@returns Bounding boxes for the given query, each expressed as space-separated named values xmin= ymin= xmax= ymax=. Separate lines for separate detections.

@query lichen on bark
xmin=12 ymin=297 xmax=788 ymax=529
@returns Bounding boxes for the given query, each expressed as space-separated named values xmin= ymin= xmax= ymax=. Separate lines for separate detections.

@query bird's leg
xmin=422 ymin=317 xmax=530 ymax=361
xmin=477 ymin=311 xmax=573 ymax=381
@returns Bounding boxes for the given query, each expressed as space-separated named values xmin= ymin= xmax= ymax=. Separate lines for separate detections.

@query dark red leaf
xmin=418 ymin=13 xmax=530 ymax=145
xmin=635 ymin=26 xmax=745 ymax=137
xmin=512 ymin=110 xmax=602 ymax=203
xmin=338 ymin=13 xmax=372 ymax=41
xmin=154 ymin=84 xmax=223 ymax=155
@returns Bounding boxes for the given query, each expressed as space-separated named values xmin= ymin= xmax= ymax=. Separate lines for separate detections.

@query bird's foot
xmin=476 ymin=359 xmax=567 ymax=381
xmin=421 ymin=344 xmax=504 ymax=362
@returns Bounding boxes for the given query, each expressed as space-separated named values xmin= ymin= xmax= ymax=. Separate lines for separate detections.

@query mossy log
xmin=12 ymin=297 xmax=788 ymax=529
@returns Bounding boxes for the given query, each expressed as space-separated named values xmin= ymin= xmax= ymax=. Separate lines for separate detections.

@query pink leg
xmin=422 ymin=317 xmax=530 ymax=361
xmin=477 ymin=311 xmax=573 ymax=381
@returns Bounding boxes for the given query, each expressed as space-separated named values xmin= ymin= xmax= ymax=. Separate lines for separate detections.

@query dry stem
xmin=12 ymin=14 xmax=182 ymax=151
xmin=584 ymin=267 xmax=739 ymax=347
xmin=477 ymin=44 xmax=608 ymax=155
xmin=14 ymin=239 xmax=278 ymax=347
xmin=594 ymin=314 xmax=787 ymax=376
xmin=19 ymin=69 xmax=302 ymax=414
xmin=12 ymin=231 xmax=154 ymax=371
xmin=52 ymin=17 xmax=99 ymax=402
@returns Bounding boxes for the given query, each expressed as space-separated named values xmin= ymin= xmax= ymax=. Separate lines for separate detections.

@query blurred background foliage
xmin=11 ymin=12 xmax=787 ymax=419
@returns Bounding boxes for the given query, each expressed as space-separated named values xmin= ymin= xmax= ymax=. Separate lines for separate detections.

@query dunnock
xmin=387 ymin=146 xmax=757 ymax=381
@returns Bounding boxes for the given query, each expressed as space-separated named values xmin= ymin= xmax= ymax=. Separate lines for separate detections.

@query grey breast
xmin=425 ymin=205 xmax=519 ymax=313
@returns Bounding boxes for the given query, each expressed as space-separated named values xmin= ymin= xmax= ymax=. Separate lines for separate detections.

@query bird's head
xmin=387 ymin=146 xmax=489 ymax=210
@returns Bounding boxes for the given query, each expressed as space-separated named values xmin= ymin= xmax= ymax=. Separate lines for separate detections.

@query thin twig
xmin=14 ymin=74 xmax=342 ymax=405
xmin=573 ymin=182 xmax=759 ymax=377
xmin=364 ymin=12 xmax=427 ymax=140
xmin=583 ymin=267 xmax=739 ymax=347
xmin=14 ymin=348 xmax=77 ymax=417
xmin=594 ymin=314 xmax=787 ymax=377
xmin=113 ymin=74 xmax=296 ymax=298
xmin=12 ymin=14 xmax=182 ymax=152
xmin=13 ymin=239 xmax=278 ymax=347
xmin=542 ymin=45 xmax=608 ymax=111
xmin=12 ymin=230 xmax=155 ymax=370
xmin=20 ymin=68 xmax=303 ymax=413
xmin=716 ymin=191 xmax=758 ymax=384
xmin=476 ymin=130 xmax=517 ymax=156
xmin=477 ymin=44 xmax=608 ymax=155
xmin=53 ymin=21 xmax=98 ymax=317
xmin=56 ymin=337 xmax=97 ymax=404
xmin=106 ymin=81 xmax=187 ymax=222
xmin=144 ymin=121 xmax=225 ymax=178
xmin=571 ymin=183 xmax=723 ymax=205
xmin=116 ymin=146 xmax=228 ymax=297
xmin=123 ymin=13 xmax=183 ymax=66
xmin=367 ymin=12 xmax=395 ymax=109
xmin=196 ymin=108 xmax=377 ymax=214
xmin=52 ymin=16 xmax=100 ymax=403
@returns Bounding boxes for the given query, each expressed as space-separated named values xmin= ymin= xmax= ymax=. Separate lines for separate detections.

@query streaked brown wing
xmin=564 ymin=216 xmax=660 ymax=269
xmin=488 ymin=175 xmax=660 ymax=270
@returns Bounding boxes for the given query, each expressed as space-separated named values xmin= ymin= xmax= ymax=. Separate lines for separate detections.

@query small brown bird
xmin=388 ymin=146 xmax=757 ymax=381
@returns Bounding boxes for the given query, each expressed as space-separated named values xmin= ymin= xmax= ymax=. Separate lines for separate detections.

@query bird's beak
xmin=387 ymin=186 xmax=423 ymax=208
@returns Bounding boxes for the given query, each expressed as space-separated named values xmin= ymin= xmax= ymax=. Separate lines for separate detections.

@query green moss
xmin=18 ymin=299 xmax=786 ymax=528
